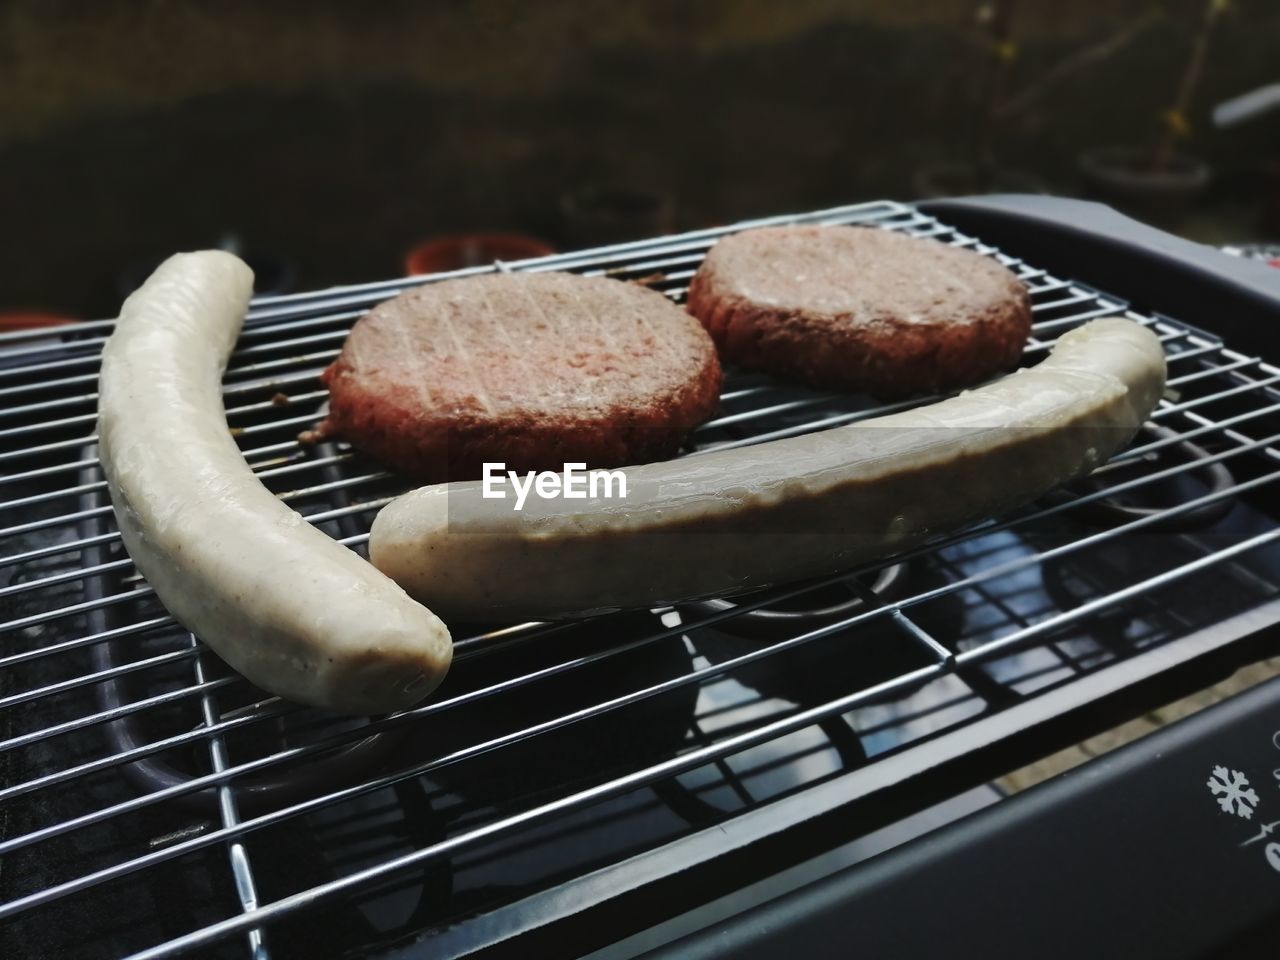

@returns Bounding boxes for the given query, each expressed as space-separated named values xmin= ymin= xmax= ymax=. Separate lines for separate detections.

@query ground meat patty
xmin=686 ymin=225 xmax=1032 ymax=398
xmin=314 ymin=271 xmax=722 ymax=482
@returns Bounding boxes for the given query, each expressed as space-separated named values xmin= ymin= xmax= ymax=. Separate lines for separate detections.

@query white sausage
xmin=98 ymin=252 xmax=451 ymax=714
xmin=369 ymin=317 xmax=1166 ymax=621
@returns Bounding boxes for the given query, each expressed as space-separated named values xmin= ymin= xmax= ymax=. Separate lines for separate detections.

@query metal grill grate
xmin=2 ymin=200 xmax=1280 ymax=959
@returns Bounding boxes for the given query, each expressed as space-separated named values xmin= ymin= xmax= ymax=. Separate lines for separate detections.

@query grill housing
xmin=2 ymin=199 xmax=1279 ymax=959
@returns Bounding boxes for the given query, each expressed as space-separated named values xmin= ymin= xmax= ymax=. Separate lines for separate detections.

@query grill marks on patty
xmin=686 ymin=225 xmax=1033 ymax=399
xmin=315 ymin=272 xmax=723 ymax=482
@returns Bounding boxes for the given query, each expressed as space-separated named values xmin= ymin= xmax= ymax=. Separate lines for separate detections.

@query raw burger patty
xmin=686 ymin=225 xmax=1032 ymax=398
xmin=315 ymin=271 xmax=722 ymax=481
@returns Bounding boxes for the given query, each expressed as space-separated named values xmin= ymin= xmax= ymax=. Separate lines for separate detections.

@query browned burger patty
xmin=686 ymin=225 xmax=1033 ymax=398
xmin=314 ymin=271 xmax=722 ymax=481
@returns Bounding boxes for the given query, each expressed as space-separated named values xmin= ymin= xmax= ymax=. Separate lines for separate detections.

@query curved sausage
xmin=98 ymin=251 xmax=452 ymax=714
xmin=369 ymin=317 xmax=1166 ymax=621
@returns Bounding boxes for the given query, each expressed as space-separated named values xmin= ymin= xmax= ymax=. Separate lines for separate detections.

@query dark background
xmin=1 ymin=0 xmax=1277 ymax=318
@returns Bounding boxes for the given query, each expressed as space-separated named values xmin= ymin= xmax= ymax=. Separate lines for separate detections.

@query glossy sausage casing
xmin=369 ymin=318 xmax=1166 ymax=621
xmin=98 ymin=251 xmax=451 ymax=714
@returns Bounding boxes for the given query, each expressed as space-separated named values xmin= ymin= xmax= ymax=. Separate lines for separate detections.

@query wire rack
xmin=2 ymin=200 xmax=1280 ymax=960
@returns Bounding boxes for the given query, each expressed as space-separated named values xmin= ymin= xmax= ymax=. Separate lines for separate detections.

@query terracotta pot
xmin=403 ymin=233 xmax=554 ymax=276
xmin=0 ymin=311 xmax=78 ymax=332
xmin=1078 ymin=146 xmax=1211 ymax=227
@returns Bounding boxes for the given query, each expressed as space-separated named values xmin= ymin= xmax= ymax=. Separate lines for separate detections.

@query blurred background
xmin=1 ymin=0 xmax=1277 ymax=320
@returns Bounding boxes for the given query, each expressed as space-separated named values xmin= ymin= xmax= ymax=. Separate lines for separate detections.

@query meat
xmin=686 ymin=225 xmax=1033 ymax=398
xmin=97 ymin=251 xmax=452 ymax=715
xmin=314 ymin=271 xmax=723 ymax=481
xmin=368 ymin=318 xmax=1166 ymax=622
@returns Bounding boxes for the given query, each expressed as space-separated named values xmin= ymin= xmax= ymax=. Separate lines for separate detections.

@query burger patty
xmin=686 ymin=225 xmax=1033 ymax=398
xmin=314 ymin=271 xmax=722 ymax=481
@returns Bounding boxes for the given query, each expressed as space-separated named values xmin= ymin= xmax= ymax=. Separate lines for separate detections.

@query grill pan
xmin=2 ymin=197 xmax=1280 ymax=959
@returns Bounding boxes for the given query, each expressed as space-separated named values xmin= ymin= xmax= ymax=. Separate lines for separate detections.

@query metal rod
xmin=191 ymin=640 xmax=269 ymax=960
xmin=0 ymin=645 xmax=198 ymax=711
xmin=1167 ymin=355 xmax=1262 ymax=387
xmin=0 ymin=478 xmax=109 ymax=513
xmin=0 ymin=675 xmax=239 ymax=755
xmin=0 ymin=614 xmax=173 ymax=671
xmin=0 ymin=583 xmax=154 ymax=636
xmin=1155 ymin=371 xmax=1280 ymax=418
xmin=0 ymin=697 xmax=296 ymax=806
xmin=1031 ymin=303 xmax=1127 ymax=333
xmin=955 ymin=528 xmax=1280 ymax=666
xmin=0 ymin=555 xmax=133 ymax=601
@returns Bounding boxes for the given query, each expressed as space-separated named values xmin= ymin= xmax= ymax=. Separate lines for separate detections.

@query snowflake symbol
xmin=1207 ymin=765 xmax=1260 ymax=819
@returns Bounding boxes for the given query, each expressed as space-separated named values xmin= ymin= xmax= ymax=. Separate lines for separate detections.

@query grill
xmin=3 ymin=198 xmax=1280 ymax=959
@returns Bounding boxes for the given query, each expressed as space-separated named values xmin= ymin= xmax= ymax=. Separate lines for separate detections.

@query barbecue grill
xmin=3 ymin=196 xmax=1280 ymax=959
